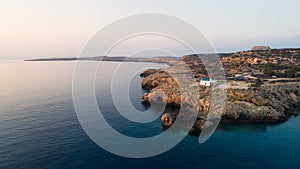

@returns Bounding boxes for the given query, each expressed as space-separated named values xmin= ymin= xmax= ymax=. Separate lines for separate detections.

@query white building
xmin=200 ymin=78 xmax=215 ymax=87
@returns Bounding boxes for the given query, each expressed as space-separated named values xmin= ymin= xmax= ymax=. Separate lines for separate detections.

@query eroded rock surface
xmin=140 ymin=50 xmax=300 ymax=132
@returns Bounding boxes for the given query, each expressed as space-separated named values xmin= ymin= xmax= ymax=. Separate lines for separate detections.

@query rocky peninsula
xmin=140 ymin=48 xmax=300 ymax=132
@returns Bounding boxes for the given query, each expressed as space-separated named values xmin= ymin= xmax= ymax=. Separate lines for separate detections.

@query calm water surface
xmin=1 ymin=61 xmax=300 ymax=169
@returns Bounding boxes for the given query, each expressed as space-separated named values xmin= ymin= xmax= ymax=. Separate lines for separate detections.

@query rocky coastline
xmin=25 ymin=49 xmax=300 ymax=132
xmin=140 ymin=48 xmax=300 ymax=132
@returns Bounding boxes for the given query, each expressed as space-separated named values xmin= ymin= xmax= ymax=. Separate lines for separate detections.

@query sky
xmin=1 ymin=0 xmax=300 ymax=59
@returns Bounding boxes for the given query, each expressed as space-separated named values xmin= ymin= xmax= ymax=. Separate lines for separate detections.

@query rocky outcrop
xmin=139 ymin=48 xmax=300 ymax=132
xmin=141 ymin=70 xmax=300 ymax=130
xmin=140 ymin=69 xmax=159 ymax=77
xmin=161 ymin=113 xmax=175 ymax=126
xmin=224 ymin=83 xmax=300 ymax=122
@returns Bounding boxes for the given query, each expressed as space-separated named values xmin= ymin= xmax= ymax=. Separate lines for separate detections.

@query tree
xmin=263 ymin=66 xmax=275 ymax=76
xmin=284 ymin=68 xmax=296 ymax=78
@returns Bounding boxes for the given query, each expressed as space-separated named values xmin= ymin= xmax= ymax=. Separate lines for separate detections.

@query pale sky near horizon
xmin=1 ymin=0 xmax=300 ymax=59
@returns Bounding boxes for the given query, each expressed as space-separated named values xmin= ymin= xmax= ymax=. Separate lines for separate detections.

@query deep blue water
xmin=1 ymin=61 xmax=300 ymax=169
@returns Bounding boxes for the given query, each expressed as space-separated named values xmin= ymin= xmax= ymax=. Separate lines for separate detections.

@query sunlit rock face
xmin=140 ymin=50 xmax=300 ymax=133
xmin=161 ymin=113 xmax=174 ymax=126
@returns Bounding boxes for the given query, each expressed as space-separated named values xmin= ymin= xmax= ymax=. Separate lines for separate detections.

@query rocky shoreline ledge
xmin=141 ymin=69 xmax=300 ymax=131
xmin=140 ymin=49 xmax=300 ymax=132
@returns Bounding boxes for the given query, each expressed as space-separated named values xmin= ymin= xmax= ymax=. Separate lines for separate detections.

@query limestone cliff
xmin=140 ymin=49 xmax=300 ymax=131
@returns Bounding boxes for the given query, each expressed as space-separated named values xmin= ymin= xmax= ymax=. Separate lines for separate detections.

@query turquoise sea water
xmin=1 ymin=61 xmax=300 ymax=169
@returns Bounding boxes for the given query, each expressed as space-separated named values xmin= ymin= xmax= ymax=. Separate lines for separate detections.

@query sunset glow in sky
xmin=1 ymin=0 xmax=300 ymax=59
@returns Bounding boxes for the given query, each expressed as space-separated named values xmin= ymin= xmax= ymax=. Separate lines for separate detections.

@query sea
xmin=1 ymin=60 xmax=300 ymax=169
